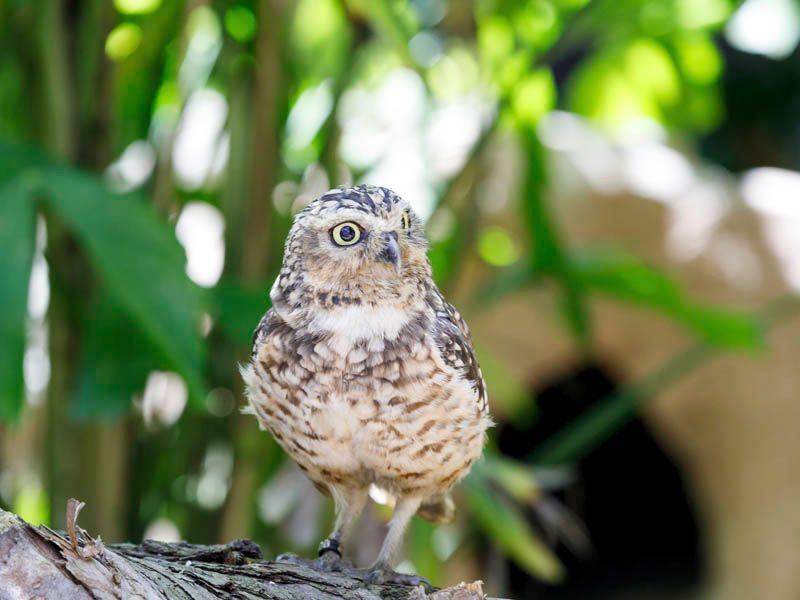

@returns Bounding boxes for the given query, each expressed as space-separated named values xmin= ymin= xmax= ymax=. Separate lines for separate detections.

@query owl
xmin=242 ymin=185 xmax=491 ymax=586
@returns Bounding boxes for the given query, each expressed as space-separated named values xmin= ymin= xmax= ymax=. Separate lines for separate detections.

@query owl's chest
xmin=248 ymin=320 xmax=486 ymax=491
xmin=262 ymin=325 xmax=433 ymax=408
xmin=254 ymin=316 xmax=441 ymax=426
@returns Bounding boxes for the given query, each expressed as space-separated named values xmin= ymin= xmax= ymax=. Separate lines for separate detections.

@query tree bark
xmin=0 ymin=500 xmax=491 ymax=600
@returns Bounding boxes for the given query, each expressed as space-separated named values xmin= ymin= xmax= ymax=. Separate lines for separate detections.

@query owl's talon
xmin=367 ymin=569 xmax=433 ymax=591
xmin=274 ymin=551 xmax=350 ymax=573
xmin=333 ymin=566 xmax=433 ymax=591
xmin=275 ymin=552 xmax=300 ymax=563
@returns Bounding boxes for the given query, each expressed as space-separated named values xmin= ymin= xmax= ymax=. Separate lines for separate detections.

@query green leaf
xmin=0 ymin=177 xmax=36 ymax=422
xmin=209 ymin=281 xmax=271 ymax=347
xmin=345 ymin=0 xmax=417 ymax=60
xmin=464 ymin=468 xmax=564 ymax=583
xmin=511 ymin=68 xmax=557 ymax=126
xmin=40 ymin=169 xmax=207 ymax=406
xmin=520 ymin=130 xmax=590 ymax=341
xmin=569 ymin=246 xmax=762 ymax=349
xmin=290 ymin=0 xmax=352 ymax=80
xmin=72 ymin=291 xmax=157 ymax=419
xmin=470 ymin=264 xmax=540 ymax=312
xmin=678 ymin=303 xmax=762 ymax=349
xmin=477 ymin=454 xmax=542 ymax=505
xmin=0 ymin=141 xmax=53 ymax=186
xmin=473 ymin=344 xmax=536 ymax=424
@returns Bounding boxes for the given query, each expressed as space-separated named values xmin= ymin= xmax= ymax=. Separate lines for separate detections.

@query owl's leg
xmin=372 ymin=495 xmax=422 ymax=569
xmin=276 ymin=486 xmax=367 ymax=572
xmin=318 ymin=486 xmax=369 ymax=562
xmin=363 ymin=495 xmax=432 ymax=589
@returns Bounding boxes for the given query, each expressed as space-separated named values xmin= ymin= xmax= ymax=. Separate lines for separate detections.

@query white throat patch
xmin=309 ymin=305 xmax=412 ymax=353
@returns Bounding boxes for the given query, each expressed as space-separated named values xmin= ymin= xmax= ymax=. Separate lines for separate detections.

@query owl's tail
xmin=417 ymin=494 xmax=456 ymax=524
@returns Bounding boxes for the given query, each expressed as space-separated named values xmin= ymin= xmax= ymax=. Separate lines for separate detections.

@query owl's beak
xmin=378 ymin=231 xmax=401 ymax=272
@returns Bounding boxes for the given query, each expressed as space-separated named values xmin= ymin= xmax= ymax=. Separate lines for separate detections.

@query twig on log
xmin=0 ymin=500 xmax=495 ymax=600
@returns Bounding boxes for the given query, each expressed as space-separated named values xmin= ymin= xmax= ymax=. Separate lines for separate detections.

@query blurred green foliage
xmin=0 ymin=0 xmax=763 ymax=588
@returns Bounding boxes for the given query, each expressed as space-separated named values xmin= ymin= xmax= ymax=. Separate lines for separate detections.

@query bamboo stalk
xmin=218 ymin=0 xmax=292 ymax=543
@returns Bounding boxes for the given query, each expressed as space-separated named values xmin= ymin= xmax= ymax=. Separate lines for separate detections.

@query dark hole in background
xmin=495 ymin=364 xmax=701 ymax=599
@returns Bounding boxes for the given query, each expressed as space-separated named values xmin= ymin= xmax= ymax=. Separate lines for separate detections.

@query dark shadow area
xmin=701 ymin=39 xmax=800 ymax=172
xmin=497 ymin=364 xmax=701 ymax=599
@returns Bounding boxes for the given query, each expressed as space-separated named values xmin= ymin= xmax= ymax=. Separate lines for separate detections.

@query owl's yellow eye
xmin=402 ymin=210 xmax=411 ymax=230
xmin=331 ymin=222 xmax=362 ymax=246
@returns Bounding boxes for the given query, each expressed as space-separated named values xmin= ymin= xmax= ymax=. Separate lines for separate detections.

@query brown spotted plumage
xmin=242 ymin=185 xmax=491 ymax=579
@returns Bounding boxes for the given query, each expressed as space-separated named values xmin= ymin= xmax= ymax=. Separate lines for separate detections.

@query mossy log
xmin=0 ymin=500 xmax=491 ymax=600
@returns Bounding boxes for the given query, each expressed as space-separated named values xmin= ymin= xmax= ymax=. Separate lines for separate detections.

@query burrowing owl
xmin=243 ymin=185 xmax=491 ymax=585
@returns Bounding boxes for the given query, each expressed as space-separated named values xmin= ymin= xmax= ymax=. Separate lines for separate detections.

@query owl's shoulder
xmin=250 ymin=308 xmax=285 ymax=358
xmin=425 ymin=286 xmax=488 ymax=414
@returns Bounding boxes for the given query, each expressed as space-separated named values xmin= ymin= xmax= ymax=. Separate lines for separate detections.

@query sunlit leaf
xmin=676 ymin=0 xmax=733 ymax=29
xmin=511 ymin=68 xmax=556 ymax=126
xmin=105 ymin=23 xmax=143 ymax=61
xmin=553 ymin=0 xmax=590 ymax=8
xmin=0 ymin=177 xmax=36 ymax=422
xmin=495 ymin=49 xmax=536 ymax=94
xmin=224 ymin=6 xmax=257 ymax=43
xmin=625 ymin=38 xmax=680 ymax=106
xmin=674 ymin=33 xmax=723 ymax=85
xmin=464 ymin=470 xmax=564 ymax=582
xmin=13 ymin=479 xmax=49 ymax=526
xmin=568 ymin=52 xmax=659 ymax=128
xmin=114 ymin=0 xmax=161 ymax=15
xmin=477 ymin=15 xmax=515 ymax=65
xmin=513 ymin=0 xmax=561 ymax=49
xmin=478 ymin=226 xmax=520 ymax=267
xmin=345 ymin=0 xmax=417 ymax=60
xmin=427 ymin=46 xmax=482 ymax=99
xmin=291 ymin=0 xmax=351 ymax=79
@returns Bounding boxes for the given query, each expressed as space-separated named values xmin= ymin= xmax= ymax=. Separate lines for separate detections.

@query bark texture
xmin=0 ymin=500 xmax=489 ymax=600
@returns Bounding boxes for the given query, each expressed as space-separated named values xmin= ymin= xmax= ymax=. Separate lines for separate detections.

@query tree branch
xmin=0 ymin=500 xmax=491 ymax=600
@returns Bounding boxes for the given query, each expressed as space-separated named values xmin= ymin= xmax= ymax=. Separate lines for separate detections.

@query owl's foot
xmin=367 ymin=568 xmax=433 ymax=590
xmin=275 ymin=549 xmax=432 ymax=590
xmin=335 ymin=565 xmax=433 ymax=591
xmin=274 ymin=538 xmax=350 ymax=573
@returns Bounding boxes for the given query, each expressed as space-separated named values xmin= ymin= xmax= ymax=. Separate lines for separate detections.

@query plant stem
xmin=531 ymin=293 xmax=800 ymax=466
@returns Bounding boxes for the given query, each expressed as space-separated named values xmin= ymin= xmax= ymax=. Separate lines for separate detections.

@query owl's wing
xmin=428 ymin=289 xmax=489 ymax=415
xmin=251 ymin=308 xmax=276 ymax=357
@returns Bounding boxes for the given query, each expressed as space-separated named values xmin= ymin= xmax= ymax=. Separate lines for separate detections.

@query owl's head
xmin=278 ymin=185 xmax=430 ymax=299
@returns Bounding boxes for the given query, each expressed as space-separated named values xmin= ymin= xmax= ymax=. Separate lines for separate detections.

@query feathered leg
xmin=318 ymin=486 xmax=369 ymax=561
xmin=364 ymin=495 xmax=432 ymax=589
xmin=277 ymin=486 xmax=368 ymax=571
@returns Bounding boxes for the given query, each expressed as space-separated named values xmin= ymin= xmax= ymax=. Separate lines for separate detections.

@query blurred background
xmin=2 ymin=0 xmax=800 ymax=598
